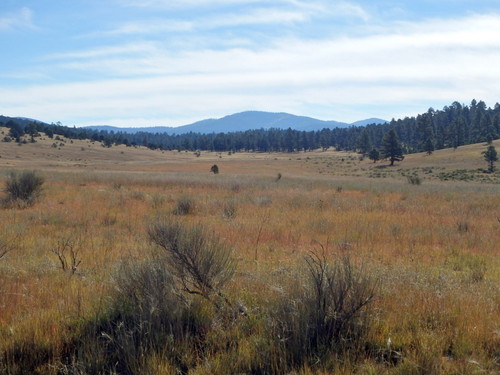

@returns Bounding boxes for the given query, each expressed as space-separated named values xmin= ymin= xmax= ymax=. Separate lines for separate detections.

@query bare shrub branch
xmin=51 ymin=237 xmax=82 ymax=274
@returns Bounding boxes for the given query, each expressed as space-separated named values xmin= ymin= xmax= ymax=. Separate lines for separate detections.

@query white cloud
xmin=2 ymin=12 xmax=500 ymax=125
xmin=104 ymin=0 xmax=370 ymax=37
xmin=0 ymin=7 xmax=36 ymax=31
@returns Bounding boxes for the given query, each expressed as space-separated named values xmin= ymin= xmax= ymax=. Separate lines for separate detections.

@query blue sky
xmin=1 ymin=0 xmax=500 ymax=127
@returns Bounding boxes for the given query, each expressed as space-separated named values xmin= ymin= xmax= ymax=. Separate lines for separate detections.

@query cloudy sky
xmin=1 ymin=0 xmax=500 ymax=127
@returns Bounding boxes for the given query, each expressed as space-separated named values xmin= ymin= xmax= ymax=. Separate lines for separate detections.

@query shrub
xmin=407 ymin=175 xmax=422 ymax=185
xmin=148 ymin=219 xmax=235 ymax=307
xmin=0 ymin=238 xmax=15 ymax=260
xmin=222 ymin=199 xmax=237 ymax=219
xmin=173 ymin=195 xmax=195 ymax=215
xmin=61 ymin=259 xmax=209 ymax=374
xmin=51 ymin=237 xmax=82 ymax=274
xmin=3 ymin=170 xmax=44 ymax=207
xmin=268 ymin=253 xmax=376 ymax=369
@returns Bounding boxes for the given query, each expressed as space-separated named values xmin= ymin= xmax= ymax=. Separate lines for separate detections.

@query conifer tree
xmin=382 ymin=129 xmax=404 ymax=166
xmin=483 ymin=145 xmax=498 ymax=172
xmin=424 ymin=137 xmax=435 ymax=155
xmin=368 ymin=148 xmax=380 ymax=163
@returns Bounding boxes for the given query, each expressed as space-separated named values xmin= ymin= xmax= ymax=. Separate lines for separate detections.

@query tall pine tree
xmin=382 ymin=129 xmax=404 ymax=166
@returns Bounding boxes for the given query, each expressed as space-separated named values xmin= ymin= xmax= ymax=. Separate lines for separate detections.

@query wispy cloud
xmin=102 ymin=1 xmax=367 ymax=38
xmin=106 ymin=0 xmax=370 ymax=35
xmin=2 ymin=6 xmax=500 ymax=125
xmin=0 ymin=7 xmax=36 ymax=31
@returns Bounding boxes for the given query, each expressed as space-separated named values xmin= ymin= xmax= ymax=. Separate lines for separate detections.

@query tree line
xmin=2 ymin=100 xmax=499 ymax=154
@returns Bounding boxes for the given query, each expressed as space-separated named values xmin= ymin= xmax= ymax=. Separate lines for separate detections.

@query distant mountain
xmin=84 ymin=111 xmax=387 ymax=135
xmin=350 ymin=118 xmax=388 ymax=127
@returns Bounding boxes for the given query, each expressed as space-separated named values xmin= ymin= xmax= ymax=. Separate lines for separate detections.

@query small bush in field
xmin=3 ymin=170 xmax=44 ymax=207
xmin=407 ymin=174 xmax=422 ymax=185
xmin=222 ymin=200 xmax=237 ymax=219
xmin=173 ymin=195 xmax=195 ymax=215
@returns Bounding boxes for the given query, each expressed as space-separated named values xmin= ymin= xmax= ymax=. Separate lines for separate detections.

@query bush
xmin=61 ymin=259 xmax=209 ymax=374
xmin=267 ymin=254 xmax=376 ymax=369
xmin=148 ymin=219 xmax=235 ymax=307
xmin=173 ymin=195 xmax=195 ymax=215
xmin=222 ymin=199 xmax=237 ymax=219
xmin=3 ymin=170 xmax=44 ymax=207
xmin=407 ymin=175 xmax=422 ymax=185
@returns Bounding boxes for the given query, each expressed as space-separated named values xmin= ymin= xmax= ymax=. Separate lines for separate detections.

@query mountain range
xmin=82 ymin=111 xmax=387 ymax=134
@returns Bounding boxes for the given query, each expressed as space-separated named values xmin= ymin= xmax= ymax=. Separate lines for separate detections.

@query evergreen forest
xmin=2 ymin=100 xmax=499 ymax=154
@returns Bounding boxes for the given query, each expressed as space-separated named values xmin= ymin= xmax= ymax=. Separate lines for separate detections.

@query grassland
xmin=0 ymin=129 xmax=499 ymax=374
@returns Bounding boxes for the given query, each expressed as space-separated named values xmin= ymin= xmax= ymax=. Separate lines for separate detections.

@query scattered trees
xmin=1 ymin=100 xmax=498 ymax=153
xmin=7 ymin=121 xmax=24 ymax=142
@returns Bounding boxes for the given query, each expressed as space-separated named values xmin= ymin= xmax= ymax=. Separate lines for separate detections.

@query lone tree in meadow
xmin=210 ymin=164 xmax=219 ymax=174
xmin=483 ymin=145 xmax=498 ymax=172
xmin=382 ymin=129 xmax=404 ymax=166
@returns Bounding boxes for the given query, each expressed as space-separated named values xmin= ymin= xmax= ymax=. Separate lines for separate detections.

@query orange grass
xmin=0 ymin=138 xmax=499 ymax=374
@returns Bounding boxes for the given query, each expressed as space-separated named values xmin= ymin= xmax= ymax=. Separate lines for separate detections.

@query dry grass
xmin=0 ymin=131 xmax=499 ymax=373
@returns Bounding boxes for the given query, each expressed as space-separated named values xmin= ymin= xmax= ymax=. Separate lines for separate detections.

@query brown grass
xmin=0 ymin=130 xmax=499 ymax=373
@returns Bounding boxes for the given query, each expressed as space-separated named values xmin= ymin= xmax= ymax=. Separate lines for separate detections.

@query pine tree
xmin=382 ymin=129 xmax=404 ymax=166
xmin=368 ymin=149 xmax=380 ymax=163
xmin=483 ymin=145 xmax=498 ymax=172
xmin=424 ymin=137 xmax=435 ymax=155
xmin=357 ymin=129 xmax=371 ymax=155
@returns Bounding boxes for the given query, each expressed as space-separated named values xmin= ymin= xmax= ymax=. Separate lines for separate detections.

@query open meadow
xmin=0 ymin=131 xmax=499 ymax=374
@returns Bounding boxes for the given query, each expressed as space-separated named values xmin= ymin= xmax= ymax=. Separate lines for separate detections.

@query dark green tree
xmin=210 ymin=164 xmax=219 ymax=174
xmin=7 ymin=121 xmax=24 ymax=142
xmin=368 ymin=148 xmax=380 ymax=163
xmin=483 ymin=145 xmax=498 ymax=172
xmin=381 ymin=129 xmax=404 ymax=166
xmin=357 ymin=129 xmax=372 ymax=155
xmin=424 ymin=137 xmax=435 ymax=155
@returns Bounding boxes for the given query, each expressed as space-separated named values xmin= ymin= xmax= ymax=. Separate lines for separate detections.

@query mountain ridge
xmin=82 ymin=111 xmax=387 ymax=134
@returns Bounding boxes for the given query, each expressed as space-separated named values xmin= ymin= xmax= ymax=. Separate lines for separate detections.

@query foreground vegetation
xmin=0 ymin=136 xmax=499 ymax=374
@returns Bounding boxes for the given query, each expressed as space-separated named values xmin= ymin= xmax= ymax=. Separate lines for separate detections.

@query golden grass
xmin=0 ymin=132 xmax=499 ymax=373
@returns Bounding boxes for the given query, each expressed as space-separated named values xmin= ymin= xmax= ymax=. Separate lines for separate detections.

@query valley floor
xmin=0 ymin=134 xmax=499 ymax=374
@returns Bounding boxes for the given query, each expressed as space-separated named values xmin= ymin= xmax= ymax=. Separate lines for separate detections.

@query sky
xmin=1 ymin=0 xmax=500 ymax=127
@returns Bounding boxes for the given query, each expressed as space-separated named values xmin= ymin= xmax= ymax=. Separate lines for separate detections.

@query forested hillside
xmin=2 ymin=100 xmax=499 ymax=153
